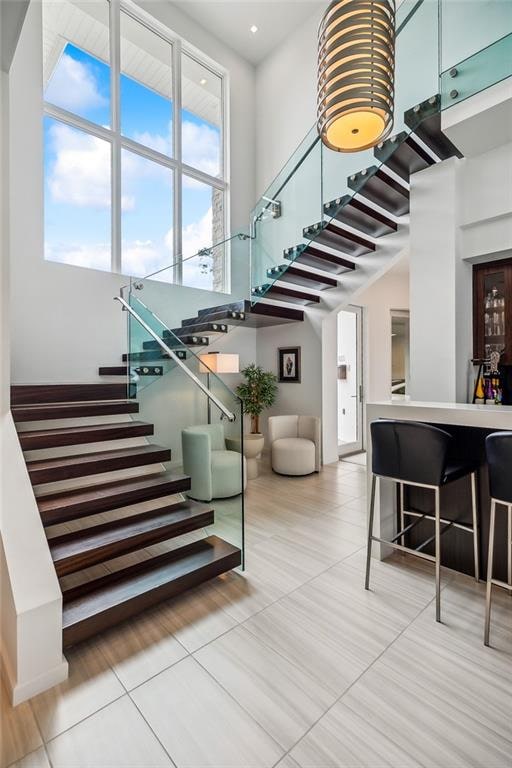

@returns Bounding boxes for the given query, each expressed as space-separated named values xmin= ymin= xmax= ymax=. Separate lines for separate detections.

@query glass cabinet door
xmin=483 ymin=272 xmax=506 ymax=360
xmin=474 ymin=260 xmax=512 ymax=366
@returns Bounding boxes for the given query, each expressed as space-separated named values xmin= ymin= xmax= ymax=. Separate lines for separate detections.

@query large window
xmin=42 ymin=0 xmax=228 ymax=291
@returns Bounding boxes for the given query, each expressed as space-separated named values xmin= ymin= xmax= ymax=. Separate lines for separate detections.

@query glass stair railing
xmin=116 ymin=292 xmax=245 ymax=565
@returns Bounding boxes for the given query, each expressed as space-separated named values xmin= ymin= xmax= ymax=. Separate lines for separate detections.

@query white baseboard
xmin=2 ymin=653 xmax=68 ymax=706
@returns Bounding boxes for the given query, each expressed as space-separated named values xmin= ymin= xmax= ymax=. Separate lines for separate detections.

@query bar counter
xmin=366 ymin=401 xmax=512 ymax=582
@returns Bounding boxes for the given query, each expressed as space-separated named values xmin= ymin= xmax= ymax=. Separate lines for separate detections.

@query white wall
xmin=256 ymin=316 xmax=322 ymax=444
xmin=254 ymin=7 xmax=321 ymax=195
xmin=1 ymin=9 xmax=68 ymax=705
xmin=9 ymin=0 xmax=256 ymax=385
xmin=409 ymin=136 xmax=512 ymax=404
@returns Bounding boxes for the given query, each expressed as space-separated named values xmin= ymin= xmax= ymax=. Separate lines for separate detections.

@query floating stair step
xmin=284 ymin=245 xmax=356 ymax=275
xmin=348 ymin=166 xmax=410 ymax=216
xmin=98 ymin=367 xmax=129 ymax=376
xmin=37 ymin=472 xmax=191 ymax=526
xmin=142 ymin=338 xmax=208 ymax=350
xmin=267 ymin=264 xmax=337 ymax=290
xmin=168 ymin=323 xmax=228 ymax=338
xmin=18 ymin=421 xmax=154 ymax=451
xmin=323 ymin=196 xmax=397 ymax=237
xmin=196 ymin=300 xmax=304 ymax=326
xmin=49 ymin=499 xmax=215 ymax=577
xmin=303 ymin=221 xmax=375 ymax=257
xmin=404 ymin=94 xmax=463 ymax=161
xmin=181 ymin=309 xmax=246 ymax=326
xmin=252 ymin=284 xmax=320 ymax=306
xmin=122 ymin=350 xmax=187 ymax=363
xmin=11 ymin=401 xmax=140 ymax=422
xmin=27 ymin=445 xmax=171 ymax=485
xmin=374 ymin=131 xmax=436 ymax=182
xmin=11 ymin=383 xmax=136 ymax=406
xmin=61 ymin=535 xmax=241 ymax=647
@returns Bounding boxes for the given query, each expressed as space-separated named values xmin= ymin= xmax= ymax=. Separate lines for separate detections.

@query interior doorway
xmin=337 ymin=306 xmax=364 ymax=457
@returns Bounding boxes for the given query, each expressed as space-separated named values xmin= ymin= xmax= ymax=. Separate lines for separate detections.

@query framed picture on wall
xmin=278 ymin=347 xmax=301 ymax=383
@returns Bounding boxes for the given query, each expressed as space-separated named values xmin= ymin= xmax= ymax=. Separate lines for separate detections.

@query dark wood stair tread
xmin=303 ymin=221 xmax=375 ymax=257
xmin=181 ymin=309 xmax=246 ymax=326
xmin=284 ymin=245 xmax=356 ymax=274
xmin=323 ymin=196 xmax=397 ymax=237
xmin=27 ymin=444 xmax=171 ymax=485
xmin=49 ymin=500 xmax=215 ymax=576
xmin=195 ymin=300 xmax=304 ymax=326
xmin=168 ymin=323 xmax=228 ymax=337
xmin=142 ymin=338 xmax=208 ymax=351
xmin=98 ymin=367 xmax=130 ymax=376
xmin=267 ymin=264 xmax=337 ymax=290
xmin=404 ymin=95 xmax=463 ymax=161
xmin=11 ymin=383 xmax=135 ymax=406
xmin=374 ymin=131 xmax=435 ymax=182
xmin=348 ymin=166 xmax=410 ymax=216
xmin=11 ymin=401 xmax=140 ymax=422
xmin=252 ymin=284 xmax=321 ymax=306
xmin=61 ymin=536 xmax=241 ymax=647
xmin=37 ymin=472 xmax=191 ymax=526
xmin=19 ymin=421 xmax=154 ymax=450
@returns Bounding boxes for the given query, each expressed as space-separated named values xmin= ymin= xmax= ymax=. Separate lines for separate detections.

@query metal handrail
xmin=114 ymin=296 xmax=236 ymax=422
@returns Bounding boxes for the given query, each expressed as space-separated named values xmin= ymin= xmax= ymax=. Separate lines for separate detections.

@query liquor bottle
xmin=474 ymin=376 xmax=485 ymax=404
xmin=485 ymin=377 xmax=495 ymax=405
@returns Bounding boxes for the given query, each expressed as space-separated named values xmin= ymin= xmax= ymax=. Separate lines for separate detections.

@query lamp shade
xmin=198 ymin=352 xmax=240 ymax=375
xmin=317 ymin=0 xmax=395 ymax=153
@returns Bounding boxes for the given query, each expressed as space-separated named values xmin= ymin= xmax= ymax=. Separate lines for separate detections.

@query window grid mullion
xmin=110 ymin=0 xmax=121 ymax=274
xmin=173 ymin=36 xmax=183 ymax=286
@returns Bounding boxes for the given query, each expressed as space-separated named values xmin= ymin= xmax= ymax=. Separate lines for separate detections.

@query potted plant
xmin=235 ymin=364 xmax=278 ymax=478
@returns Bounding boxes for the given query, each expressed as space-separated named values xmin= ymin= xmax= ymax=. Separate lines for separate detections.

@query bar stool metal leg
xmin=399 ymin=482 xmax=405 ymax=547
xmin=508 ymin=505 xmax=512 ymax=597
xmin=484 ymin=499 xmax=496 ymax=647
xmin=435 ymin=487 xmax=441 ymax=623
xmin=365 ymin=474 xmax=377 ymax=591
xmin=471 ymin=472 xmax=480 ymax=582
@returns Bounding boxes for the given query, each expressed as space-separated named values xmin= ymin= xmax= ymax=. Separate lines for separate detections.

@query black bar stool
xmin=484 ymin=432 xmax=512 ymax=647
xmin=365 ymin=419 xmax=480 ymax=622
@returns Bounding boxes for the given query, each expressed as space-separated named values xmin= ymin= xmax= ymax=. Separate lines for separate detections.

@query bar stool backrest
xmin=370 ymin=419 xmax=452 ymax=487
xmin=485 ymin=432 xmax=512 ymax=504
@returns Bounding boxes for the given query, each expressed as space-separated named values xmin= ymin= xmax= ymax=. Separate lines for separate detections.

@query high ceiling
xmin=172 ymin=1 xmax=324 ymax=65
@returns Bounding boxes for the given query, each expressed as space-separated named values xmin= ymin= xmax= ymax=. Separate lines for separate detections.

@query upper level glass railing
xmin=250 ymin=0 xmax=440 ymax=300
xmin=439 ymin=0 xmax=512 ymax=109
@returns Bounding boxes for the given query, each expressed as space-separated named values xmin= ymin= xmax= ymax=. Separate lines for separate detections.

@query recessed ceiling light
xmin=250 ymin=25 xmax=258 ymax=34
xmin=200 ymin=78 xmax=207 ymax=86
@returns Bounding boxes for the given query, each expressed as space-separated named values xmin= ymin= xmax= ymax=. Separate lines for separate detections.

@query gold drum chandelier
xmin=317 ymin=0 xmax=395 ymax=153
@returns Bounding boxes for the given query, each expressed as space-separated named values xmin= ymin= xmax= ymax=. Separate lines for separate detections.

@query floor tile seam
xmin=269 ymin=591 xmax=440 ymax=768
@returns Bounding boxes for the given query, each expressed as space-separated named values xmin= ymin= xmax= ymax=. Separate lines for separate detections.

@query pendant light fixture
xmin=317 ymin=0 xmax=395 ymax=153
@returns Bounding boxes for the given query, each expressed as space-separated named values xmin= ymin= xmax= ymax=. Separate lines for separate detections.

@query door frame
xmin=337 ymin=305 xmax=364 ymax=457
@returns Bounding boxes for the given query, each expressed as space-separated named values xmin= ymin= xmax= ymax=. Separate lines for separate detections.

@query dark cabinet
xmin=473 ymin=259 xmax=512 ymax=366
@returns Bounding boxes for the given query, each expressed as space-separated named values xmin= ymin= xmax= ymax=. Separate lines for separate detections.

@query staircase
xmin=11 ymin=383 xmax=241 ymax=648
xmin=251 ymin=95 xmax=462 ymax=310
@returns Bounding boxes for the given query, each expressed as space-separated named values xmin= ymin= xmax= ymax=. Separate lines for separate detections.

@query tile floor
xmin=2 ymin=458 xmax=511 ymax=768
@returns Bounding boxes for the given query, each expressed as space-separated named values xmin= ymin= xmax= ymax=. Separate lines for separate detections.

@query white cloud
xmin=45 ymin=241 xmax=111 ymax=271
xmin=122 ymin=240 xmax=173 ymax=279
xmin=48 ymin=122 xmax=134 ymax=210
xmin=182 ymin=120 xmax=220 ymax=180
xmin=45 ymin=52 xmax=107 ymax=114
xmin=132 ymin=129 xmax=172 ymax=157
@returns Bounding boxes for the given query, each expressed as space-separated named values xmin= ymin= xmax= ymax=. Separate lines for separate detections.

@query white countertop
xmin=366 ymin=400 xmax=512 ymax=429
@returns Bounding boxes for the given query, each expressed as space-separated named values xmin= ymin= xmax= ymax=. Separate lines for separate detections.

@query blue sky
xmin=44 ymin=43 xmax=223 ymax=289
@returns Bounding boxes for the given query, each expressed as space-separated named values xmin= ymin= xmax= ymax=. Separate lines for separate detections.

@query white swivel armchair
xmin=268 ymin=415 xmax=321 ymax=476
